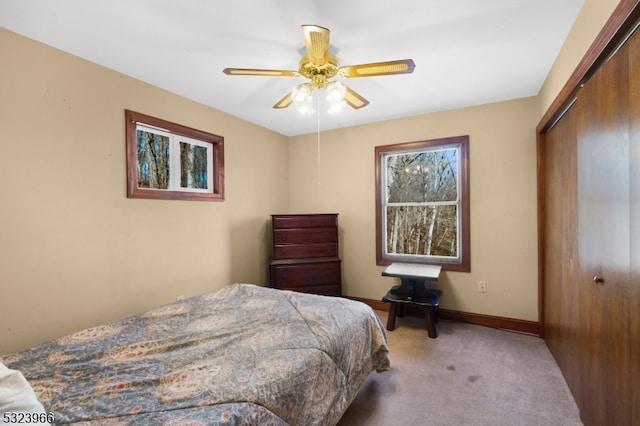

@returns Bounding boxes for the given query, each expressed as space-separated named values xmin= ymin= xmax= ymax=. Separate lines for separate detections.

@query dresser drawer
xmin=271 ymin=261 xmax=341 ymax=288
xmin=273 ymin=243 xmax=338 ymax=260
xmin=273 ymin=228 xmax=337 ymax=244
xmin=273 ymin=214 xmax=337 ymax=229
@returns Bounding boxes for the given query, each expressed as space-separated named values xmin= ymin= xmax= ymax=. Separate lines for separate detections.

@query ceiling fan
xmin=223 ymin=25 xmax=415 ymax=112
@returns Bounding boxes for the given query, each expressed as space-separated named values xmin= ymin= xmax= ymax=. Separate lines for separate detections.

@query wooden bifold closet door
xmin=629 ymin=22 xmax=640 ymax=426
xmin=542 ymin=21 xmax=640 ymax=426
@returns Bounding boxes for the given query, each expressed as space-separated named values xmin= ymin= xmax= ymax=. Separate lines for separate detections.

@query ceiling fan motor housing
xmin=299 ymin=55 xmax=339 ymax=88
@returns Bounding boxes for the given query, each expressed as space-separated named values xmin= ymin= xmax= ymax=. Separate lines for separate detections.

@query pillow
xmin=0 ymin=362 xmax=50 ymax=425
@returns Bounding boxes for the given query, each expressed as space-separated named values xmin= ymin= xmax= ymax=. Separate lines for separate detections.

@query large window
xmin=375 ymin=136 xmax=470 ymax=272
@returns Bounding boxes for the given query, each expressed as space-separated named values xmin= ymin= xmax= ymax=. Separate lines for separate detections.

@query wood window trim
xmin=375 ymin=135 xmax=470 ymax=272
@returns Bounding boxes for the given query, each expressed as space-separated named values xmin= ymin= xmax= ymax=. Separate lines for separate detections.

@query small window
xmin=125 ymin=110 xmax=224 ymax=201
xmin=375 ymin=136 xmax=470 ymax=272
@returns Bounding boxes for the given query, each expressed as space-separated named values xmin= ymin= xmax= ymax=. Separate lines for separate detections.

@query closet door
xmin=628 ymin=27 xmax=640 ymax=424
xmin=576 ymin=34 xmax=631 ymax=426
xmin=542 ymin=101 xmax=578 ymax=385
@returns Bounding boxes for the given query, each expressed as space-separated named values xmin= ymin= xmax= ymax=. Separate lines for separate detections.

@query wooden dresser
xmin=269 ymin=213 xmax=341 ymax=296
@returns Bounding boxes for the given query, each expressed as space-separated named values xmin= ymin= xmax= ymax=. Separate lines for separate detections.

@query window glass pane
xmin=386 ymin=149 xmax=458 ymax=203
xmin=136 ymin=129 xmax=170 ymax=189
xmin=385 ymin=205 xmax=458 ymax=258
xmin=180 ymin=142 xmax=209 ymax=189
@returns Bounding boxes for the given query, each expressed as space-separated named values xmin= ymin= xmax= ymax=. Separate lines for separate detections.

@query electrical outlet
xmin=478 ymin=281 xmax=487 ymax=293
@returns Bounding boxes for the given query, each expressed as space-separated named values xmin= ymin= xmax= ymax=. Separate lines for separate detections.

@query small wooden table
xmin=381 ymin=263 xmax=443 ymax=338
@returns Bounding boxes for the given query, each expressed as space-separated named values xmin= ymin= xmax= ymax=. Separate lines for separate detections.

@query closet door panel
xmin=576 ymin=39 xmax=631 ymax=426
xmin=628 ymin=26 xmax=640 ymax=424
xmin=557 ymin=108 xmax=580 ymax=405
xmin=543 ymin=104 xmax=579 ymax=386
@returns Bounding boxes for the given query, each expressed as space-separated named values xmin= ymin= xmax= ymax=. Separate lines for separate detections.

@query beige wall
xmin=0 ymin=28 xmax=289 ymax=354
xmin=289 ymin=98 xmax=540 ymax=321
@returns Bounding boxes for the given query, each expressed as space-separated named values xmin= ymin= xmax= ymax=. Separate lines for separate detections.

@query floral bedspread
xmin=2 ymin=284 xmax=390 ymax=425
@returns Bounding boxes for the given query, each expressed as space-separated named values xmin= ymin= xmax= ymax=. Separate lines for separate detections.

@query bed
xmin=1 ymin=283 xmax=390 ymax=425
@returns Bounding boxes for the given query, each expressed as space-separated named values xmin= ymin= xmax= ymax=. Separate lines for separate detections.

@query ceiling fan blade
xmin=302 ymin=25 xmax=330 ymax=65
xmin=339 ymin=59 xmax=416 ymax=78
xmin=223 ymin=68 xmax=299 ymax=77
xmin=343 ymin=85 xmax=370 ymax=109
xmin=273 ymin=92 xmax=293 ymax=109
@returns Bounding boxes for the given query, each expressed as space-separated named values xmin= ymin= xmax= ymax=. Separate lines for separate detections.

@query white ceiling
xmin=0 ymin=0 xmax=584 ymax=136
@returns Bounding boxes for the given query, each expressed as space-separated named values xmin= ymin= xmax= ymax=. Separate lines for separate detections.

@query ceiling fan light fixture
xmin=326 ymin=81 xmax=346 ymax=102
xmin=327 ymin=99 xmax=346 ymax=115
xmin=292 ymin=84 xmax=316 ymax=115
xmin=326 ymin=81 xmax=347 ymax=114
xmin=292 ymin=84 xmax=312 ymax=103
xmin=296 ymin=102 xmax=316 ymax=115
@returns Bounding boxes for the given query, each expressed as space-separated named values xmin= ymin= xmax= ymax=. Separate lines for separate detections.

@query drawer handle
xmin=593 ymin=275 xmax=604 ymax=285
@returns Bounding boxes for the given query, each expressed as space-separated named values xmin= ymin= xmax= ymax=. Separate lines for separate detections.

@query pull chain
xmin=316 ymin=93 xmax=321 ymax=185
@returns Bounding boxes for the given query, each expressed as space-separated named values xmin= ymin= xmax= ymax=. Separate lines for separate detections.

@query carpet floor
xmin=338 ymin=310 xmax=582 ymax=426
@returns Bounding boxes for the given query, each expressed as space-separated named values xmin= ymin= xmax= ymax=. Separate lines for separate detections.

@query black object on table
xmin=381 ymin=263 xmax=443 ymax=338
